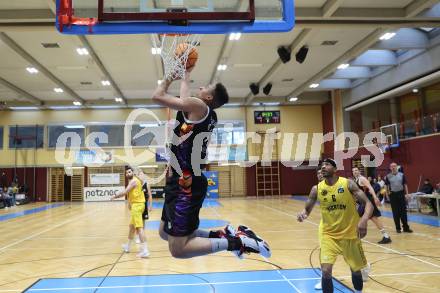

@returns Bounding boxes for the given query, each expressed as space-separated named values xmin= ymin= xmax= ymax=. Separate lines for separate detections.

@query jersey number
xmin=332 ymin=195 xmax=337 ymax=202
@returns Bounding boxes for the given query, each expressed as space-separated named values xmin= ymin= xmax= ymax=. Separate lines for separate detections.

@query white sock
xmin=210 ymin=238 xmax=229 ymax=253
xmin=380 ymin=229 xmax=390 ymax=238
xmin=142 ymin=242 xmax=148 ymax=251
xmin=127 ymin=239 xmax=133 ymax=247
xmin=354 ymin=290 xmax=362 ymax=293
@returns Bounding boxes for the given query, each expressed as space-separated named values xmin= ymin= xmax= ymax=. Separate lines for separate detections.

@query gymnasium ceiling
xmin=0 ymin=0 xmax=440 ymax=110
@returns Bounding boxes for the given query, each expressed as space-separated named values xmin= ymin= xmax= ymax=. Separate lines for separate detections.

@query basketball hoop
xmin=378 ymin=142 xmax=389 ymax=154
xmin=156 ymin=34 xmax=201 ymax=80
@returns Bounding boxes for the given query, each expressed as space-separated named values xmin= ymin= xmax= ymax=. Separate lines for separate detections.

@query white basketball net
xmin=156 ymin=34 xmax=202 ymax=80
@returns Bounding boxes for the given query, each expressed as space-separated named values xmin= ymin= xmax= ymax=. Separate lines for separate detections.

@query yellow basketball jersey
xmin=128 ymin=177 xmax=145 ymax=204
xmin=317 ymin=177 xmax=359 ymax=239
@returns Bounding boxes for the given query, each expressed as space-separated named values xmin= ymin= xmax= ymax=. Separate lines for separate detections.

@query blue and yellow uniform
xmin=317 ymin=177 xmax=367 ymax=271
xmin=128 ymin=176 xmax=145 ymax=228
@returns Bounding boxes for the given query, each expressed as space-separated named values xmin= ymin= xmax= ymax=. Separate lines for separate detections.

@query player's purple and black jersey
xmin=162 ymin=106 xmax=217 ymax=237
xmin=170 ymin=108 xmax=217 ymax=176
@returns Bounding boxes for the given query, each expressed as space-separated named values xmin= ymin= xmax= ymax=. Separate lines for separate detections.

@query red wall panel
xmin=322 ymin=101 xmax=334 ymax=157
xmin=339 ymin=134 xmax=440 ymax=191
xmin=0 ymin=167 xmax=48 ymax=201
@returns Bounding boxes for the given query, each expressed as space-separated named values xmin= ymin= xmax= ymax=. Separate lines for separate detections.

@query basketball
xmin=175 ymin=43 xmax=198 ymax=70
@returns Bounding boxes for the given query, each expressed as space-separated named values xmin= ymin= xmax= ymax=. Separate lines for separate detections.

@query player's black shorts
xmin=357 ymin=193 xmax=381 ymax=218
xmin=161 ymin=173 xmax=207 ymax=237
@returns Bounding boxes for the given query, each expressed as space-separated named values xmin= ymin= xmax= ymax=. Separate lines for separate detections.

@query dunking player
xmin=152 ymin=69 xmax=270 ymax=259
xmin=352 ymin=167 xmax=392 ymax=244
xmin=298 ymin=159 xmax=373 ymax=293
xmin=111 ymin=167 xmax=150 ymax=258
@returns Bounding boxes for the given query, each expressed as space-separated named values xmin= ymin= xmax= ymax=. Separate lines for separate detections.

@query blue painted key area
xmin=26 ymin=268 xmax=352 ymax=292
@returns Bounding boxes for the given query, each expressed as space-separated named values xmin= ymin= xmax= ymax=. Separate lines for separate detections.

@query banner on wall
xmin=76 ymin=150 xmax=114 ymax=165
xmin=89 ymin=173 xmax=120 ymax=185
xmin=84 ymin=186 xmax=125 ymax=202
xmin=203 ymin=171 xmax=219 ymax=198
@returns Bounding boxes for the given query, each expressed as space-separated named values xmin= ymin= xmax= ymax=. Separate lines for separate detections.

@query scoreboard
xmin=254 ymin=110 xmax=281 ymax=124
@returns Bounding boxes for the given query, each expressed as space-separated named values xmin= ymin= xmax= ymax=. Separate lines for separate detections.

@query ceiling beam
xmin=208 ymin=0 xmax=248 ymax=85
xmin=372 ymin=28 xmax=429 ymax=50
xmin=0 ymin=32 xmax=86 ymax=105
xmin=329 ymin=67 xmax=372 ymax=79
xmin=149 ymin=34 xmax=164 ymax=80
xmin=351 ymin=50 xmax=397 ymax=66
xmin=78 ymin=36 xmax=128 ymax=106
xmin=322 ymin=0 xmax=345 ymax=18
xmin=285 ymin=29 xmax=386 ymax=99
xmin=0 ymin=10 xmax=54 ymax=23
xmin=316 ymin=79 xmax=352 ymax=89
xmin=245 ymin=29 xmax=312 ymax=105
xmin=0 ymin=77 xmax=44 ymax=106
xmin=406 ymin=0 xmax=439 ymax=17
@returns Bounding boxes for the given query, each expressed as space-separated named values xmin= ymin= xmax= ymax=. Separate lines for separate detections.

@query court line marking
xmin=5 ymin=271 xmax=440 ymax=292
xmin=207 ymin=198 xmax=303 ymax=293
xmin=12 ymin=277 xmax=336 ymax=291
xmin=262 ymin=204 xmax=440 ymax=270
xmin=0 ymin=210 xmax=97 ymax=252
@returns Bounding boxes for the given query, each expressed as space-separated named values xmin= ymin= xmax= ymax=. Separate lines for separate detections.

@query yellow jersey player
xmin=112 ymin=167 xmax=149 ymax=258
xmin=297 ymin=159 xmax=373 ymax=293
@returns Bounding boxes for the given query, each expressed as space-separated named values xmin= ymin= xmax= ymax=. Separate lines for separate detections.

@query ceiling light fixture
xmin=65 ymin=125 xmax=85 ymax=129
xmin=289 ymin=97 xmax=299 ymax=102
xmin=26 ymin=67 xmax=39 ymax=74
xmin=101 ymin=80 xmax=111 ymax=86
xmin=76 ymin=48 xmax=89 ymax=55
xmin=229 ymin=32 xmax=242 ymax=41
xmin=54 ymin=88 xmax=64 ymax=93
xmin=338 ymin=64 xmax=350 ymax=70
xmin=379 ymin=32 xmax=396 ymax=41
xmin=217 ymin=64 xmax=228 ymax=71
xmin=151 ymin=47 xmax=161 ymax=55
xmin=73 ymin=101 xmax=82 ymax=106
xmin=309 ymin=83 xmax=320 ymax=89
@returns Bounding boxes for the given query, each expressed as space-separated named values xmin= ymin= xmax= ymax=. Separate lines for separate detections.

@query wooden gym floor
xmin=0 ymin=198 xmax=439 ymax=292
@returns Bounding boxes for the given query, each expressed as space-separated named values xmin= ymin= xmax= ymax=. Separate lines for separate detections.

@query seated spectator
xmin=420 ymin=179 xmax=434 ymax=194
xmin=420 ymin=179 xmax=436 ymax=215
xmin=7 ymin=186 xmax=16 ymax=207
xmin=1 ymin=187 xmax=12 ymax=209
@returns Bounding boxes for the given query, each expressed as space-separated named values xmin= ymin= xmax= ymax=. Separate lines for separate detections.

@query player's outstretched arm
xmin=180 ymin=71 xmax=191 ymax=99
xmin=297 ymin=185 xmax=318 ymax=222
xmin=348 ymin=179 xmax=373 ymax=238
xmin=152 ymin=78 xmax=206 ymax=116
xmin=111 ymin=179 xmax=137 ymax=200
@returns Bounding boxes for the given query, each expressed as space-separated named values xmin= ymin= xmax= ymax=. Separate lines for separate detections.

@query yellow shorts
xmin=320 ymin=235 xmax=367 ymax=272
xmin=129 ymin=203 xmax=145 ymax=228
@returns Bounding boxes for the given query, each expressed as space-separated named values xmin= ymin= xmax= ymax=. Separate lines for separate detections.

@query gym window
xmin=88 ymin=125 xmax=124 ymax=147
xmin=8 ymin=126 xmax=44 ymax=149
xmin=48 ymin=126 xmax=85 ymax=148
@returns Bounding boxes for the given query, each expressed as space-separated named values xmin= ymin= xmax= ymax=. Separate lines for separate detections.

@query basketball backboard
xmin=380 ymin=123 xmax=400 ymax=149
xmin=56 ymin=0 xmax=294 ymax=34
